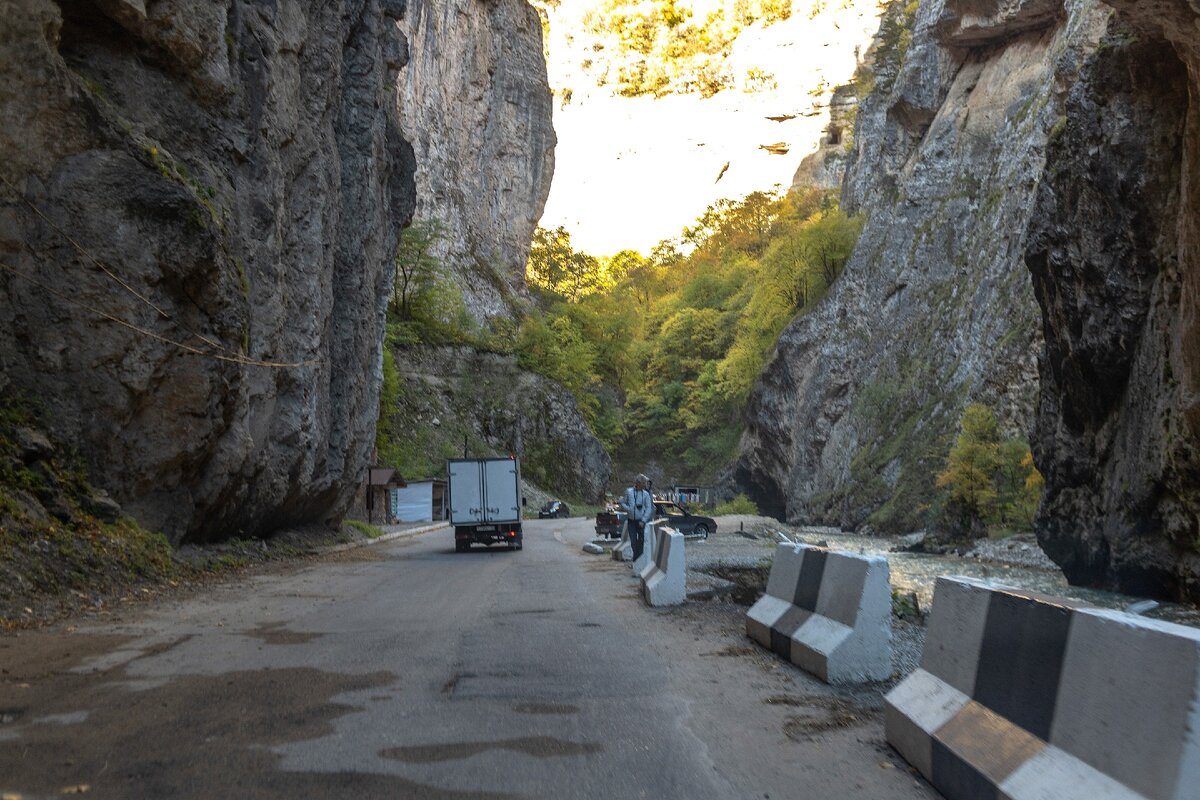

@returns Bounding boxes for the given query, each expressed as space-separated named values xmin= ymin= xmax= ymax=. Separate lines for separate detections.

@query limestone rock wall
xmin=790 ymin=85 xmax=859 ymax=191
xmin=0 ymin=0 xmax=416 ymax=543
xmin=1026 ymin=0 xmax=1200 ymax=601
xmin=734 ymin=0 xmax=1109 ymax=531
xmin=397 ymin=0 xmax=555 ymax=318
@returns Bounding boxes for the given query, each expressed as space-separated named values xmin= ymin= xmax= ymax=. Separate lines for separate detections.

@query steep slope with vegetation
xmin=521 ymin=187 xmax=862 ymax=487
xmin=373 ymin=0 xmax=611 ymax=500
xmin=379 ymin=346 xmax=610 ymax=500
xmin=570 ymin=0 xmax=794 ymax=98
xmin=374 ymin=214 xmax=612 ymax=499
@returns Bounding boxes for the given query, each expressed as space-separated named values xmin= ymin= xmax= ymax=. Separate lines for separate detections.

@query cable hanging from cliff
xmin=0 ymin=174 xmax=317 ymax=369
xmin=0 ymin=175 xmax=314 ymax=369
xmin=0 ymin=259 xmax=316 ymax=368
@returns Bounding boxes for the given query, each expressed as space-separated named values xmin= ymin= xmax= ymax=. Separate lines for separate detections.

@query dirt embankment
xmin=0 ymin=401 xmax=393 ymax=629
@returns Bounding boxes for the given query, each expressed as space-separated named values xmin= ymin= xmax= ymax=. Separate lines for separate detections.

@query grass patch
xmin=344 ymin=519 xmax=386 ymax=539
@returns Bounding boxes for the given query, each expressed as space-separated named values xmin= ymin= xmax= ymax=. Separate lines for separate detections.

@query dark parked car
xmin=654 ymin=501 xmax=715 ymax=539
xmin=538 ymin=500 xmax=571 ymax=519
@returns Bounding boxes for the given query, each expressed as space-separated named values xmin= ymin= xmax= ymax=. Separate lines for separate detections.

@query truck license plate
xmin=476 ymin=525 xmax=496 ymax=532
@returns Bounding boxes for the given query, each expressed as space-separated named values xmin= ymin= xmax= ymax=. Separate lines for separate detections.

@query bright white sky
xmin=538 ymin=0 xmax=883 ymax=257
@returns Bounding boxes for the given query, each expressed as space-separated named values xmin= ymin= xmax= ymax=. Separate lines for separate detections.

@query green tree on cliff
xmin=392 ymin=219 xmax=446 ymax=321
xmin=936 ymin=403 xmax=1044 ymax=536
xmin=527 ymin=226 xmax=606 ymax=301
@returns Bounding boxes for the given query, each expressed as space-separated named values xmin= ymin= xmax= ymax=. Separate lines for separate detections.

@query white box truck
xmin=448 ymin=457 xmax=524 ymax=551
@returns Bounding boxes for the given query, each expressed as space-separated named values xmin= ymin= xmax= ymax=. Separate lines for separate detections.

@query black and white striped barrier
xmin=641 ymin=527 xmax=685 ymax=607
xmin=746 ymin=543 xmax=891 ymax=683
xmin=886 ymin=576 xmax=1200 ymax=800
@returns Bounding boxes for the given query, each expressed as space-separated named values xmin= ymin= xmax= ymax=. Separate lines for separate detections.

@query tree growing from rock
xmin=392 ymin=219 xmax=447 ymax=321
xmin=936 ymin=403 xmax=1043 ymax=537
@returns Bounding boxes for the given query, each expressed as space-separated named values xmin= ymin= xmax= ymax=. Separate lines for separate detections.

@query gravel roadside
xmin=616 ymin=514 xmax=935 ymax=687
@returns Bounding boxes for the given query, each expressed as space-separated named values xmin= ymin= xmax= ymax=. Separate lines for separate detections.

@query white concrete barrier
xmin=633 ymin=519 xmax=664 ymax=577
xmin=886 ymin=576 xmax=1200 ymax=800
xmin=610 ymin=520 xmax=633 ymax=561
xmin=641 ymin=528 xmax=685 ymax=607
xmin=746 ymin=543 xmax=891 ymax=684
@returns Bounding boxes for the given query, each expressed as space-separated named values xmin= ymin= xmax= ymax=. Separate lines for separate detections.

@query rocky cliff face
xmin=389 ymin=346 xmax=611 ymax=501
xmin=396 ymin=0 xmax=555 ymax=318
xmin=736 ymin=0 xmax=1109 ymax=532
xmin=1026 ymin=0 xmax=1200 ymax=601
xmin=790 ymin=85 xmax=859 ymax=191
xmin=0 ymin=0 xmax=415 ymax=543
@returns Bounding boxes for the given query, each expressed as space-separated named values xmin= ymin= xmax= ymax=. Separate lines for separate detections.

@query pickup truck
xmin=594 ymin=509 xmax=626 ymax=539
xmin=594 ymin=500 xmax=716 ymax=539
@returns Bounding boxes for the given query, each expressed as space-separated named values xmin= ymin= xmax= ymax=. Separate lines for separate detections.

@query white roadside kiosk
xmin=389 ymin=479 xmax=446 ymax=523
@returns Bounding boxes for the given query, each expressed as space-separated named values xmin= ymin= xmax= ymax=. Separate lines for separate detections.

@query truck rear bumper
xmin=455 ymin=524 xmax=522 ymax=545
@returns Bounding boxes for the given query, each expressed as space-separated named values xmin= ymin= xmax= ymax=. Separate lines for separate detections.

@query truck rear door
xmin=448 ymin=460 xmax=485 ymax=526
xmin=483 ymin=458 xmax=520 ymax=523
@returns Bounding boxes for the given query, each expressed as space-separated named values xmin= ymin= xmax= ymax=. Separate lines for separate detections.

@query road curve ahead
xmin=0 ymin=518 xmax=938 ymax=799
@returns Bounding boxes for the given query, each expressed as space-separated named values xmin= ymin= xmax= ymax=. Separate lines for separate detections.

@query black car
xmin=538 ymin=500 xmax=570 ymax=519
xmin=653 ymin=501 xmax=716 ymax=539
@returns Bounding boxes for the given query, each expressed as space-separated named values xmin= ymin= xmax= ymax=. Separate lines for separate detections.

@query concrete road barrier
xmin=746 ymin=543 xmax=891 ymax=684
xmin=886 ymin=576 xmax=1200 ymax=800
xmin=641 ymin=528 xmax=685 ymax=607
xmin=633 ymin=519 xmax=664 ymax=577
xmin=610 ymin=520 xmax=632 ymax=561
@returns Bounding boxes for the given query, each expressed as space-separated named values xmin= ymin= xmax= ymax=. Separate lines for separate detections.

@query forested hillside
xmin=522 ymin=188 xmax=859 ymax=481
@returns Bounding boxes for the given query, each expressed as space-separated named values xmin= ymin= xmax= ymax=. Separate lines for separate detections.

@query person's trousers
xmin=630 ymin=521 xmax=645 ymax=561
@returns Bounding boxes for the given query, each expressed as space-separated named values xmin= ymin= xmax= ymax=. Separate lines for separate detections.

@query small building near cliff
xmin=347 ymin=467 xmax=408 ymax=525
xmin=389 ymin=479 xmax=448 ymax=523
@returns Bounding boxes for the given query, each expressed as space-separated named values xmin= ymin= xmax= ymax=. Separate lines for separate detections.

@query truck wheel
xmin=456 ymin=541 xmax=468 ymax=552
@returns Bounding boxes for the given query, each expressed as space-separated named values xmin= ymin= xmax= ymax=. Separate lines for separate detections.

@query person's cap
xmin=636 ymin=473 xmax=650 ymax=483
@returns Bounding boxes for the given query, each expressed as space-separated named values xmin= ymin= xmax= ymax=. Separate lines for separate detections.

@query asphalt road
xmin=0 ymin=518 xmax=940 ymax=799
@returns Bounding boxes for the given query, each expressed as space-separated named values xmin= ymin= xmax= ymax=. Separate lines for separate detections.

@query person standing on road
xmin=620 ymin=474 xmax=654 ymax=561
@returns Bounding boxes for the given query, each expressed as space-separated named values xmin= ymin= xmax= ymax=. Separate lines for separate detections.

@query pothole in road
xmin=442 ymin=671 xmax=476 ymax=695
xmin=244 ymin=621 xmax=322 ymax=645
xmin=381 ymin=736 xmax=602 ymax=763
xmin=0 ymin=666 xmax=495 ymax=798
xmin=512 ymin=703 xmax=579 ymax=715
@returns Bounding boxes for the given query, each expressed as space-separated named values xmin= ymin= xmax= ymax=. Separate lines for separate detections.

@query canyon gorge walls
xmin=737 ymin=0 xmax=1108 ymax=533
xmin=385 ymin=0 xmax=610 ymax=497
xmin=737 ymin=0 xmax=1200 ymax=601
xmin=1026 ymin=0 xmax=1200 ymax=600
xmin=0 ymin=0 xmax=416 ymax=543
xmin=396 ymin=0 xmax=555 ymax=318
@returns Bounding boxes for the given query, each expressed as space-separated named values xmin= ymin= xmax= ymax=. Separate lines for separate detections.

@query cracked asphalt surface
xmin=0 ymin=518 xmax=939 ymax=799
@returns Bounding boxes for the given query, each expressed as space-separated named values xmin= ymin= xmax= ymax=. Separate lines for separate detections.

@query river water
xmin=782 ymin=526 xmax=1200 ymax=629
